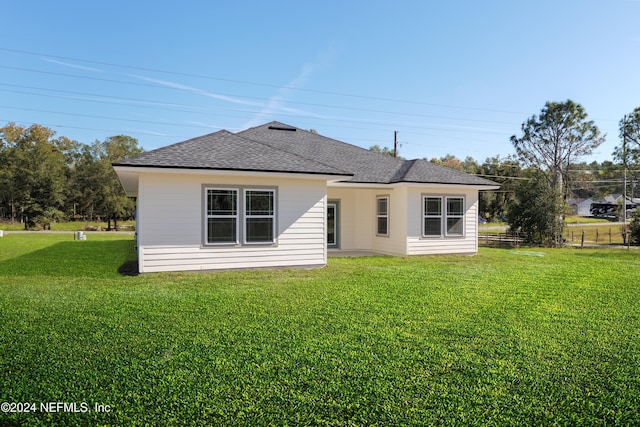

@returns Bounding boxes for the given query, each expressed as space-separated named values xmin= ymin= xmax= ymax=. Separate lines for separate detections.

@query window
xmin=245 ymin=190 xmax=275 ymax=243
xmin=423 ymin=197 xmax=442 ymax=236
xmin=423 ymin=195 xmax=465 ymax=237
xmin=204 ymin=187 xmax=276 ymax=245
xmin=446 ymin=197 xmax=464 ymax=236
xmin=206 ymin=189 xmax=238 ymax=244
xmin=376 ymin=196 xmax=389 ymax=236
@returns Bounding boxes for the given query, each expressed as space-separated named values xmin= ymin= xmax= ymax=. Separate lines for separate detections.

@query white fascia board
xmin=112 ymin=166 xmax=351 ymax=182
xmin=328 ymin=181 xmax=398 ymax=190
xmin=395 ymin=182 xmax=500 ymax=191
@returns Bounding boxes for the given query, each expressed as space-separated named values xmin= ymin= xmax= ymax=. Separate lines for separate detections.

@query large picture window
xmin=204 ymin=186 xmax=276 ymax=245
xmin=422 ymin=195 xmax=465 ymax=237
xmin=376 ymin=196 xmax=389 ymax=236
xmin=206 ymin=189 xmax=238 ymax=244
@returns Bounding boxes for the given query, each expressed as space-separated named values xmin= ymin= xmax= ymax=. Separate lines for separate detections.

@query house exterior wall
xmin=327 ymin=187 xmax=372 ymax=251
xmin=328 ymin=185 xmax=479 ymax=257
xmin=405 ymin=186 xmax=479 ymax=255
xmin=327 ymin=187 xmax=406 ymax=255
xmin=137 ymin=172 xmax=327 ymax=272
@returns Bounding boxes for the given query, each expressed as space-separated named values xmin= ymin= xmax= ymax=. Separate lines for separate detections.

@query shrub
xmin=629 ymin=209 xmax=640 ymax=245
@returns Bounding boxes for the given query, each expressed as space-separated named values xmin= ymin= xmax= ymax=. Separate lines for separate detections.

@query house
xmin=568 ymin=197 xmax=594 ymax=217
xmin=113 ymin=122 xmax=499 ymax=273
xmin=589 ymin=194 xmax=640 ymax=218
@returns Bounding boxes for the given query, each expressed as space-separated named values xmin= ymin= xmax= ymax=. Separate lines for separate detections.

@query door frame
xmin=327 ymin=200 xmax=340 ymax=249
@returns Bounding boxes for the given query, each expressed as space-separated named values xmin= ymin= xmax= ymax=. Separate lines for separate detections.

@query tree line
xmin=0 ymin=123 xmax=143 ymax=230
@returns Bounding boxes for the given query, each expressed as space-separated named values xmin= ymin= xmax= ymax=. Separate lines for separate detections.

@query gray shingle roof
xmin=239 ymin=122 xmax=497 ymax=186
xmin=112 ymin=129 xmax=351 ymax=177
xmin=114 ymin=122 xmax=497 ymax=186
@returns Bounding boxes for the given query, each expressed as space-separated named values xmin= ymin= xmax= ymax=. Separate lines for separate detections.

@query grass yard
xmin=566 ymin=224 xmax=630 ymax=246
xmin=1 ymin=234 xmax=639 ymax=426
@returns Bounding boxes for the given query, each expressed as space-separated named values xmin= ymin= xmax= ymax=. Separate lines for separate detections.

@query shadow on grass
xmin=0 ymin=239 xmax=138 ymax=278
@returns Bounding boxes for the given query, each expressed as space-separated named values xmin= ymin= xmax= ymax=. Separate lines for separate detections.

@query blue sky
xmin=2 ymin=0 xmax=639 ymax=163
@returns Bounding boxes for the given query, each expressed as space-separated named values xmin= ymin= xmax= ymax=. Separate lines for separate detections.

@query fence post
xmin=581 ymin=230 xmax=585 ymax=249
xmin=609 ymin=227 xmax=612 ymax=244
xmin=595 ymin=229 xmax=599 ymax=244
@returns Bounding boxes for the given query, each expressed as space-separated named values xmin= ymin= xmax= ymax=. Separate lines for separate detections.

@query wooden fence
xmin=478 ymin=231 xmax=526 ymax=248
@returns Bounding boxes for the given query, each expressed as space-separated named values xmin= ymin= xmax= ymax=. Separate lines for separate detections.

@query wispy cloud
xmin=242 ymin=48 xmax=337 ymax=128
xmin=125 ymin=129 xmax=169 ymax=137
xmin=187 ymin=121 xmax=225 ymax=130
xmin=128 ymin=74 xmax=263 ymax=107
xmin=41 ymin=58 xmax=103 ymax=72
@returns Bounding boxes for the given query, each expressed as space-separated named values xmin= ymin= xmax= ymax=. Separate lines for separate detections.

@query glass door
xmin=327 ymin=200 xmax=339 ymax=249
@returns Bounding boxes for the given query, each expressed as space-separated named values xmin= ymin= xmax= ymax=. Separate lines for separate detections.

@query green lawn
xmin=1 ymin=234 xmax=639 ymax=426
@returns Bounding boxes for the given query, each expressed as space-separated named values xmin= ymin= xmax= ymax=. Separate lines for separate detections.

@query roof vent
xmin=268 ymin=125 xmax=296 ymax=131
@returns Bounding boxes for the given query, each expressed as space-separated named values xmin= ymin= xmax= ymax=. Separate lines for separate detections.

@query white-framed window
xmin=205 ymin=188 xmax=238 ymax=244
xmin=376 ymin=196 xmax=389 ymax=236
xmin=244 ymin=189 xmax=275 ymax=244
xmin=204 ymin=186 xmax=277 ymax=245
xmin=423 ymin=196 xmax=442 ymax=236
xmin=446 ymin=197 xmax=465 ymax=236
xmin=422 ymin=195 xmax=465 ymax=237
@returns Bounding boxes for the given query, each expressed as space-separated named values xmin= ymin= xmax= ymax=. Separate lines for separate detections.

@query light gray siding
xmin=137 ymin=172 xmax=327 ymax=272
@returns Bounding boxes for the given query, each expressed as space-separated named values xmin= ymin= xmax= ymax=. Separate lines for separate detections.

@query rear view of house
xmin=113 ymin=122 xmax=498 ymax=273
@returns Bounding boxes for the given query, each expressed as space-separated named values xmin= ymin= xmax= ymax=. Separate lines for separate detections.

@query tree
xmin=369 ymin=144 xmax=400 ymax=158
xmin=0 ymin=123 xmax=68 ymax=229
xmin=429 ymin=154 xmax=464 ymax=171
xmin=510 ymin=100 xmax=605 ymax=245
xmin=507 ymin=173 xmax=562 ymax=245
xmin=67 ymin=142 xmax=104 ymax=221
xmin=618 ymin=107 xmax=640 ymax=157
xmin=615 ymin=108 xmax=640 ymax=199
xmin=630 ymin=209 xmax=640 ymax=245
xmin=478 ymin=155 xmax=523 ymax=222
xmin=95 ymin=135 xmax=143 ymax=230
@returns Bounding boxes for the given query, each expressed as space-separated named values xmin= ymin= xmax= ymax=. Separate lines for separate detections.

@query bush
xmin=507 ymin=177 xmax=566 ymax=246
xmin=629 ymin=209 xmax=640 ymax=245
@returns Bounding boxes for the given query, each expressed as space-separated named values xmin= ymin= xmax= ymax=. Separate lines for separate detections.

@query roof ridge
xmin=231 ymin=126 xmax=353 ymax=176
xmin=389 ymin=159 xmax=418 ymax=183
xmin=236 ymin=123 xmax=357 ymax=176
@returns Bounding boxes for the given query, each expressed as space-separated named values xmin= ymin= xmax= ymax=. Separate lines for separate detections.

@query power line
xmin=0 ymin=82 xmax=517 ymax=127
xmin=0 ymin=46 xmax=533 ymax=115
xmin=0 ymin=119 xmax=189 ymax=139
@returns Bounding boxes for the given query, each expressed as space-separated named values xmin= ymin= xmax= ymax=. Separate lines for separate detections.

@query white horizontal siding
xmin=406 ymin=187 xmax=479 ymax=256
xmin=137 ymin=172 xmax=327 ymax=272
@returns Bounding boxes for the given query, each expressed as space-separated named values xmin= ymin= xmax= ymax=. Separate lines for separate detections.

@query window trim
xmin=243 ymin=188 xmax=276 ymax=245
xmin=376 ymin=195 xmax=389 ymax=237
xmin=423 ymin=196 xmax=443 ymax=237
xmin=203 ymin=185 xmax=278 ymax=247
xmin=445 ymin=196 xmax=465 ymax=237
xmin=204 ymin=187 xmax=239 ymax=245
xmin=421 ymin=194 xmax=466 ymax=238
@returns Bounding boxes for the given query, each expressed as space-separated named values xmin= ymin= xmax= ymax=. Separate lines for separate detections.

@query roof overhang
xmin=113 ymin=165 xmax=353 ymax=197
xmin=397 ymin=182 xmax=501 ymax=191
xmin=329 ymin=180 xmax=500 ymax=191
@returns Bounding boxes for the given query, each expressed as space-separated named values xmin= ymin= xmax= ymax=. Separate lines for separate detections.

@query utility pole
xmin=393 ymin=131 xmax=398 ymax=158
